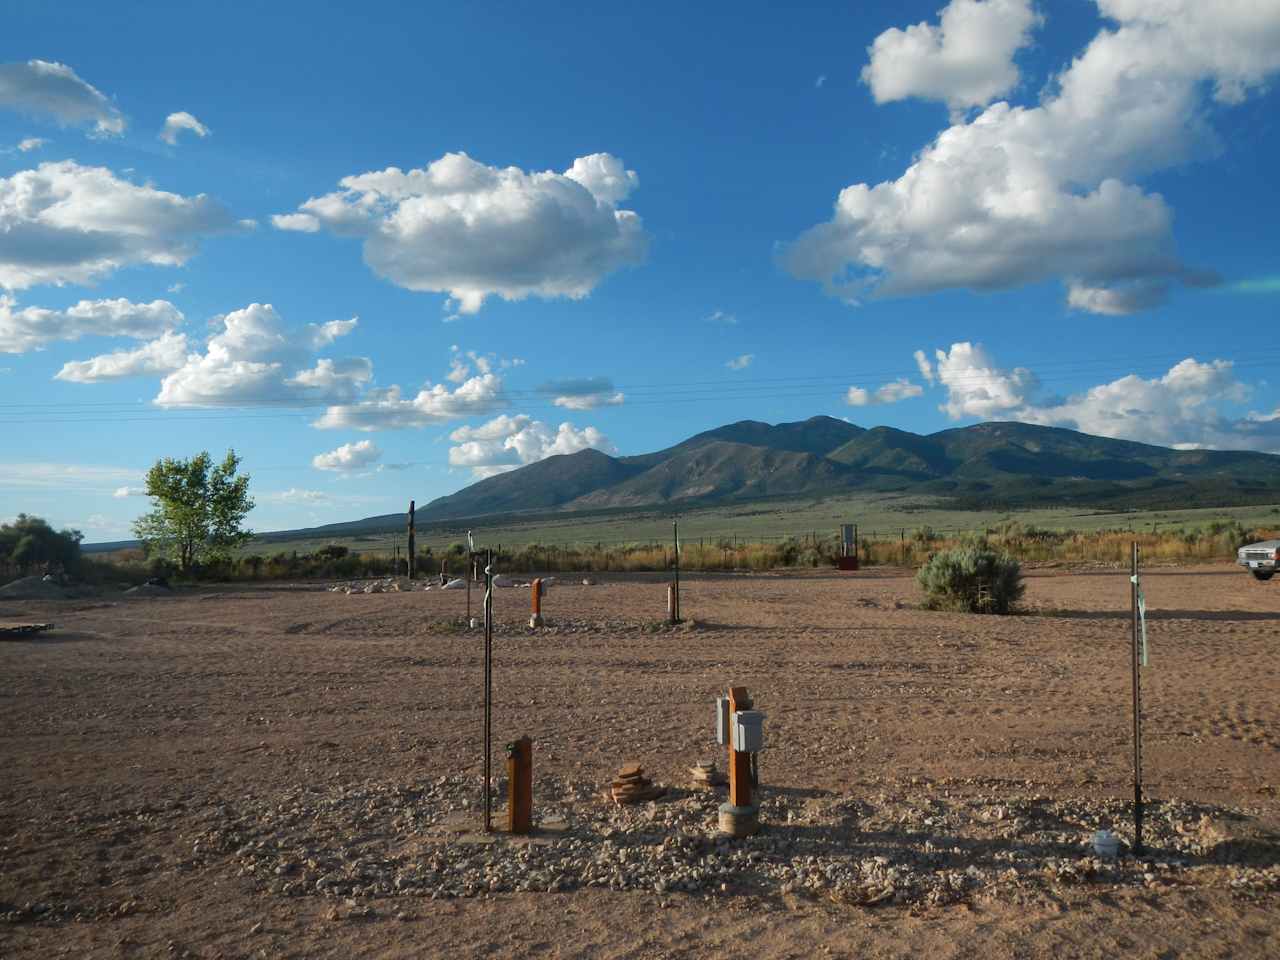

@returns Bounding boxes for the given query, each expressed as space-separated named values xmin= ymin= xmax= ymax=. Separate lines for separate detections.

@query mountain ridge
xmin=79 ymin=416 xmax=1280 ymax=550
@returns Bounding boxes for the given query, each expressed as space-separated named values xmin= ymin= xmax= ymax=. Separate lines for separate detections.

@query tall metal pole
xmin=483 ymin=547 xmax=494 ymax=832
xmin=1130 ymin=541 xmax=1144 ymax=855
xmin=407 ymin=500 xmax=416 ymax=579
xmin=672 ymin=518 xmax=681 ymax=623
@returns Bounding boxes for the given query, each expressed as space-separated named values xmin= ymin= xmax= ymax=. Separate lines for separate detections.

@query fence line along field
xmin=82 ymin=491 xmax=1280 ymax=562
xmin=2 ymin=560 xmax=1279 ymax=958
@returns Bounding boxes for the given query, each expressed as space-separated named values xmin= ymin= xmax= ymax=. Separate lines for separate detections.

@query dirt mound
xmin=0 ymin=576 xmax=71 ymax=600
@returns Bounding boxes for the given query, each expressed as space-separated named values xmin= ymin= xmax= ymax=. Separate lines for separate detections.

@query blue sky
xmin=2 ymin=0 xmax=1279 ymax=541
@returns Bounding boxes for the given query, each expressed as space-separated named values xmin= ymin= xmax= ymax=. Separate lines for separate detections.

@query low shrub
xmin=917 ymin=545 xmax=1024 ymax=614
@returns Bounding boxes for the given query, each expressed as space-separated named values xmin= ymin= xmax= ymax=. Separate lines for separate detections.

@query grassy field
xmin=246 ymin=492 xmax=1280 ymax=558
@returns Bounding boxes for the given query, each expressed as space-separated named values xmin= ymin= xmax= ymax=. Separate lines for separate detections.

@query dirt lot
xmin=1 ymin=565 xmax=1278 ymax=959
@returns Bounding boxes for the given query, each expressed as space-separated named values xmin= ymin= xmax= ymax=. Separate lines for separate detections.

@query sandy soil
xmin=1 ymin=564 xmax=1278 ymax=958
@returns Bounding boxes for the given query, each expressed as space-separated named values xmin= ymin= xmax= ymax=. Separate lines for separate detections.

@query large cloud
xmin=919 ymin=341 xmax=1279 ymax=451
xmin=155 ymin=303 xmax=371 ymax=407
xmin=921 ymin=342 xmax=1038 ymax=418
xmin=55 ymin=330 xmax=188 ymax=382
xmin=0 ymin=161 xmax=243 ymax=290
xmin=0 ymin=60 xmax=124 ymax=136
xmin=861 ymin=0 xmax=1041 ymax=115
xmin=313 ymin=372 xmax=504 ymax=430
xmin=0 ymin=295 xmax=182 ymax=353
xmin=448 ymin=414 xmax=615 ymax=478
xmin=312 ymin=439 xmax=381 ymax=472
xmin=783 ymin=0 xmax=1280 ymax=314
xmin=273 ymin=151 xmax=647 ymax=314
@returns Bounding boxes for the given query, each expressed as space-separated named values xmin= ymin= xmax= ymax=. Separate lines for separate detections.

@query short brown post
xmin=507 ymin=736 xmax=533 ymax=834
xmin=667 ymin=583 xmax=677 ymax=624
xmin=530 ymin=578 xmax=543 ymax=627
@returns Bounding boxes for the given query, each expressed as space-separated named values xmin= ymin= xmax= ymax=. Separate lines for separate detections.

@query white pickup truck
xmin=1237 ymin=540 xmax=1280 ymax=581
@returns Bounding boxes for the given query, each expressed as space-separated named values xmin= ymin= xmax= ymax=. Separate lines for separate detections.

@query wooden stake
xmin=507 ymin=736 xmax=532 ymax=834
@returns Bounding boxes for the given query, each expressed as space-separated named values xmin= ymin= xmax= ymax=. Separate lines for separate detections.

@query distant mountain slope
xmin=413 ymin=417 xmax=1280 ymax=520
xmin=418 ymin=448 xmax=643 ymax=520
xmin=85 ymin=416 xmax=1280 ymax=550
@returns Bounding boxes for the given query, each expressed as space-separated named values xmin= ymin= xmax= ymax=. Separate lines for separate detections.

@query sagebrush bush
xmin=917 ymin=545 xmax=1025 ymax=614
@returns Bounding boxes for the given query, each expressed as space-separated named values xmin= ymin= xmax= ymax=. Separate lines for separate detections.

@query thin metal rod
xmin=483 ymin=547 xmax=494 ymax=832
xmin=672 ymin=518 xmax=680 ymax=623
xmin=1130 ymin=541 xmax=1144 ymax=855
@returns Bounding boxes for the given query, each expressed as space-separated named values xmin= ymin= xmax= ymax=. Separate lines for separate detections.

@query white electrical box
xmin=715 ymin=696 xmax=730 ymax=746
xmin=733 ymin=710 xmax=765 ymax=752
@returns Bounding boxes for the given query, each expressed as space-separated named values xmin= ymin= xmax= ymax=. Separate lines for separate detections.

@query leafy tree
xmin=133 ymin=450 xmax=254 ymax=573
xmin=0 ymin=514 xmax=83 ymax=577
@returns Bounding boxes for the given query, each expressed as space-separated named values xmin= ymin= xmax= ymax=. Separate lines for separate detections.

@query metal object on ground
xmin=507 ymin=736 xmax=532 ymax=834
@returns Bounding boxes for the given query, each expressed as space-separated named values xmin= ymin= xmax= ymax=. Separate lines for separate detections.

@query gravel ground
xmin=1 ymin=565 xmax=1278 ymax=958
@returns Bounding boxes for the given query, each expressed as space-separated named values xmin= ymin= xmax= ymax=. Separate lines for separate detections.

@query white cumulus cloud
xmin=448 ymin=414 xmax=615 ymax=478
xmin=930 ymin=342 xmax=1039 ymax=418
xmin=272 ymin=151 xmax=647 ymax=314
xmin=726 ymin=354 xmax=754 ymax=371
xmin=112 ymin=486 xmax=146 ymax=498
xmin=846 ymin=377 xmax=924 ymax=406
xmin=918 ymin=341 xmax=1279 ymax=451
xmin=56 ymin=330 xmax=188 ymax=382
xmin=17 ymin=137 xmax=46 ymax=152
xmin=784 ymin=0 xmax=1280 ymax=315
xmin=0 ymin=295 xmax=183 ymax=353
xmin=159 ymin=111 xmax=210 ymax=145
xmin=862 ymin=0 xmax=1041 ymax=115
xmin=312 ymin=439 xmax=382 ymax=472
xmin=0 ymin=161 xmax=243 ymax=290
xmin=0 ymin=60 xmax=124 ymax=136
xmin=155 ymin=303 xmax=370 ymax=407
xmin=314 ymin=372 xmax=504 ymax=431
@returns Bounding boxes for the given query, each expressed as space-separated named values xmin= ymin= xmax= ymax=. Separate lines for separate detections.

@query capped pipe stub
xmin=1092 ymin=830 xmax=1119 ymax=858
xmin=718 ymin=802 xmax=760 ymax=838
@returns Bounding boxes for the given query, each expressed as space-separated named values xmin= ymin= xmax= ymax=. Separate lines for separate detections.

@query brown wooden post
xmin=530 ymin=578 xmax=543 ymax=627
xmin=727 ymin=686 xmax=752 ymax=809
xmin=407 ymin=500 xmax=416 ymax=579
xmin=507 ymin=736 xmax=532 ymax=834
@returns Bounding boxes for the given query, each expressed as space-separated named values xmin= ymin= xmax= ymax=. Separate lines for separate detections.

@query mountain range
xmin=287 ymin=416 xmax=1280 ymax=538
xmin=81 ymin=416 xmax=1280 ymax=550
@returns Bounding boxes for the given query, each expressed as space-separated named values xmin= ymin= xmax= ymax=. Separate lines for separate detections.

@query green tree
xmin=133 ymin=450 xmax=254 ymax=573
xmin=0 ymin=515 xmax=83 ymax=578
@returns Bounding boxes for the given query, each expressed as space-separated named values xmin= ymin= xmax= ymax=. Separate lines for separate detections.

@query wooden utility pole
xmin=407 ymin=500 xmax=416 ymax=579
